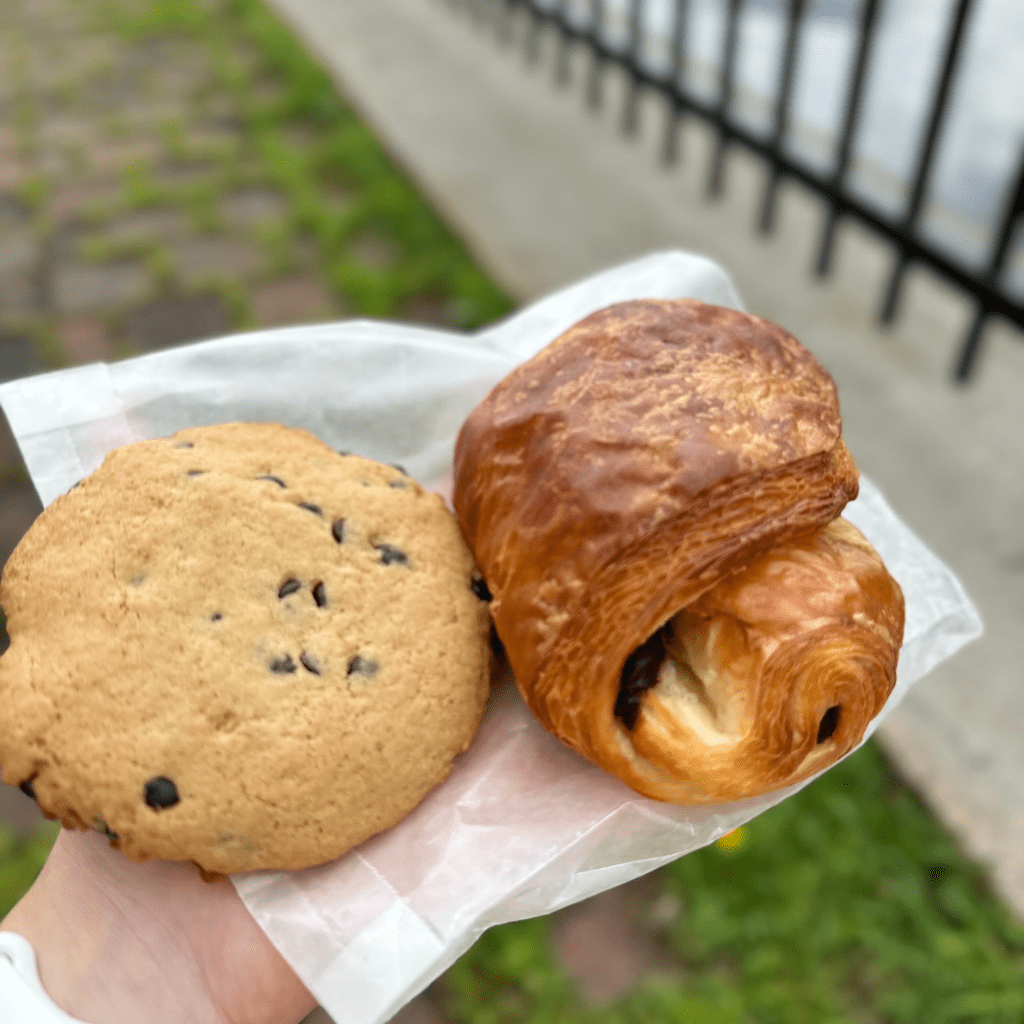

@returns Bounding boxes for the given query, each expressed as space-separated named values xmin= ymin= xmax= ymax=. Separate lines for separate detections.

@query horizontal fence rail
xmin=459 ymin=0 xmax=1024 ymax=382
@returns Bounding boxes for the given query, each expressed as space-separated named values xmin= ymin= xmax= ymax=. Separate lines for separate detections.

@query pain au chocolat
xmin=453 ymin=299 xmax=904 ymax=803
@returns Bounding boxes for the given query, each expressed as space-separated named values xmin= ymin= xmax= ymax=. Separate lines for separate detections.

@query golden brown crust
xmin=453 ymin=299 xmax=903 ymax=802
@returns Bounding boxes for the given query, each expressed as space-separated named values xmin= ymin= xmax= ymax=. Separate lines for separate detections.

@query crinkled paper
xmin=0 ymin=252 xmax=981 ymax=1024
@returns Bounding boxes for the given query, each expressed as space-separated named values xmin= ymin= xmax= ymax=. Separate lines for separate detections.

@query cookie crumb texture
xmin=0 ymin=423 xmax=490 ymax=874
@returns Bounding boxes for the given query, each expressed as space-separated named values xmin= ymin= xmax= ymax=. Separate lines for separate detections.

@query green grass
xmin=0 ymin=823 xmax=58 ymax=921
xmin=439 ymin=742 xmax=1024 ymax=1024
xmin=91 ymin=0 xmax=514 ymax=329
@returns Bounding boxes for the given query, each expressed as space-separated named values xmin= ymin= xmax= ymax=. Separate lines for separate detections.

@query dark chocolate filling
xmin=817 ymin=705 xmax=841 ymax=744
xmin=614 ymin=625 xmax=671 ymax=730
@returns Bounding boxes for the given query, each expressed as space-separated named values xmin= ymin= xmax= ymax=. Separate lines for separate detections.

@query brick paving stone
xmin=0 ymin=781 xmax=46 ymax=839
xmin=300 ymin=995 xmax=445 ymax=1024
xmin=147 ymin=54 xmax=215 ymax=101
xmin=46 ymin=176 xmax=124 ymax=220
xmin=0 ymin=230 xmax=39 ymax=277
xmin=549 ymin=877 xmax=678 ymax=1006
xmin=252 ymin=275 xmax=332 ymax=327
xmin=53 ymin=260 xmax=152 ymax=314
xmin=400 ymin=294 xmax=466 ymax=329
xmin=0 ymin=330 xmax=42 ymax=385
xmin=182 ymin=126 xmax=244 ymax=159
xmin=0 ymin=481 xmax=42 ymax=573
xmin=219 ymin=187 xmax=287 ymax=230
xmin=0 ymin=195 xmax=32 ymax=230
xmin=0 ymin=153 xmax=31 ymax=191
xmin=86 ymin=136 xmax=163 ymax=175
xmin=58 ymin=314 xmax=114 ymax=364
xmin=349 ymin=229 xmax=402 ymax=272
xmin=98 ymin=206 xmax=187 ymax=246
xmin=172 ymin=236 xmax=263 ymax=287
xmin=35 ymin=114 xmax=96 ymax=149
xmin=151 ymin=160 xmax=221 ymax=189
xmin=0 ymin=273 xmax=45 ymax=325
xmin=122 ymin=293 xmax=232 ymax=352
xmin=1 ymin=416 xmax=26 ymax=476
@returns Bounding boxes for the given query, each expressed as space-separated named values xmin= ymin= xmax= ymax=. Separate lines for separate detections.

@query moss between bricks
xmin=88 ymin=0 xmax=514 ymax=329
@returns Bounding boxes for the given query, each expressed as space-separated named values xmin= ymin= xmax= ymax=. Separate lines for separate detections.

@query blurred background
xmin=1 ymin=0 xmax=1023 ymax=1021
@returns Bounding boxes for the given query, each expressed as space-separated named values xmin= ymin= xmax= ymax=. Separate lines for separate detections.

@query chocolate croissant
xmin=453 ymin=299 xmax=904 ymax=803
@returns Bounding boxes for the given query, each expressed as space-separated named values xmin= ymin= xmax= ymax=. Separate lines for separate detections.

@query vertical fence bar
xmin=496 ymin=0 xmax=516 ymax=46
xmin=662 ymin=0 xmax=690 ymax=165
xmin=622 ymin=0 xmax=645 ymax=136
xmin=814 ymin=0 xmax=882 ymax=277
xmin=555 ymin=0 xmax=573 ymax=85
xmin=758 ymin=0 xmax=807 ymax=234
xmin=880 ymin=0 xmax=975 ymax=324
xmin=470 ymin=0 xmax=1021 ymax=381
xmin=587 ymin=0 xmax=606 ymax=110
xmin=524 ymin=0 xmax=543 ymax=64
xmin=707 ymin=0 xmax=743 ymax=198
xmin=955 ymin=141 xmax=1024 ymax=381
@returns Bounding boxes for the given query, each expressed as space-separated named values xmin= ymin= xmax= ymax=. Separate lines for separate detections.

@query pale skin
xmin=1 ymin=828 xmax=317 ymax=1024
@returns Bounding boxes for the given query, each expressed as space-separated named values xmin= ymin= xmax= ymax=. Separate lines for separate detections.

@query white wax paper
xmin=0 ymin=251 xmax=981 ymax=1023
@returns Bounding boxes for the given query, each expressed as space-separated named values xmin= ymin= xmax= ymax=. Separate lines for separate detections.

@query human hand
xmin=1 ymin=827 xmax=316 ymax=1024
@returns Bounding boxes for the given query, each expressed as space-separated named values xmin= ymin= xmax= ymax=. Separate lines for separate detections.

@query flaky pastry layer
xmin=453 ymin=299 xmax=905 ymax=802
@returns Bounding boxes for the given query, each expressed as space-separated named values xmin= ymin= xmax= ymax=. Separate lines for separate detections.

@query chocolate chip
xmin=67 ymin=480 xmax=82 ymax=492
xmin=347 ymin=655 xmax=379 ymax=677
xmin=331 ymin=519 xmax=345 ymax=543
xmin=300 ymin=652 xmax=321 ymax=675
xmin=270 ymin=655 xmax=297 ymax=674
xmin=817 ymin=705 xmax=841 ymax=744
xmin=298 ymin=502 xmax=323 ymax=516
xmin=144 ymin=776 xmax=179 ymax=809
xmin=186 ymin=469 xmax=206 ymax=477
xmin=389 ymin=463 xmax=408 ymax=476
xmin=278 ymin=578 xmax=302 ymax=598
xmin=614 ymin=625 xmax=670 ymax=730
xmin=337 ymin=450 xmax=351 ymax=456
xmin=374 ymin=542 xmax=408 ymax=566
xmin=210 ymin=612 xmax=223 ymax=621
xmin=173 ymin=441 xmax=194 ymax=449
xmin=388 ymin=480 xmax=408 ymax=489
xmin=19 ymin=778 xmax=36 ymax=800
xmin=471 ymin=575 xmax=492 ymax=601
xmin=312 ymin=581 xmax=327 ymax=607
xmin=258 ymin=474 xmax=287 ymax=488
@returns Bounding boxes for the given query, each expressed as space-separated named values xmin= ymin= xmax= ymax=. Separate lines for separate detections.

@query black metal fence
xmin=463 ymin=0 xmax=1024 ymax=382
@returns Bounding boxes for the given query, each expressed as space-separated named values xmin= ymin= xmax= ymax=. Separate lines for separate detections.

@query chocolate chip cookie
xmin=0 ymin=422 xmax=491 ymax=874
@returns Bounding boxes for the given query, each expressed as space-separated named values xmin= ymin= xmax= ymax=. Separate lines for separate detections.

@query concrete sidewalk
xmin=269 ymin=0 xmax=1024 ymax=916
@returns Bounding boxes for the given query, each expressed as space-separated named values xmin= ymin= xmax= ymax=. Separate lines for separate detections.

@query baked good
xmin=453 ymin=299 xmax=904 ymax=803
xmin=0 ymin=422 xmax=490 ymax=874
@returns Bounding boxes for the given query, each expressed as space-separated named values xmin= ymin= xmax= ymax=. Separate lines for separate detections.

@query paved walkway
xmin=269 ymin=0 xmax=1024 ymax=929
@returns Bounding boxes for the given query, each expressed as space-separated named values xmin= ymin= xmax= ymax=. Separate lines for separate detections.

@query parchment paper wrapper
xmin=0 ymin=252 xmax=982 ymax=1023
